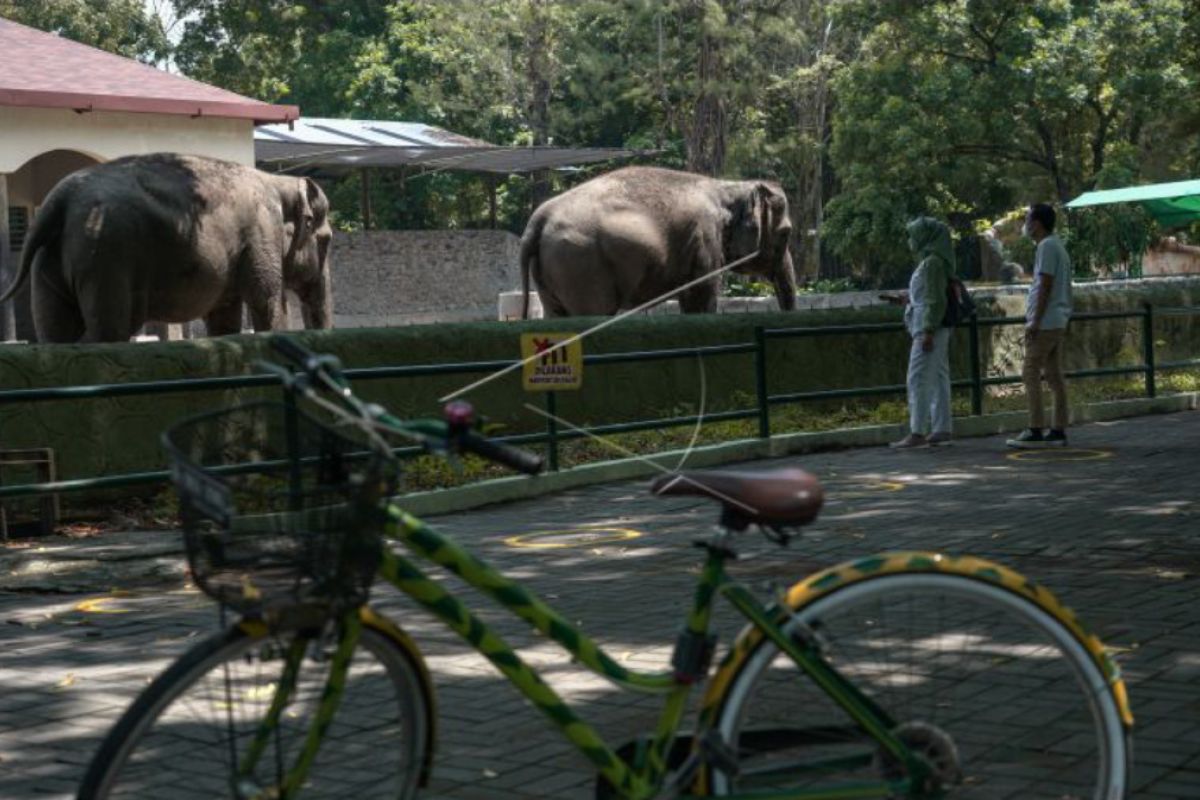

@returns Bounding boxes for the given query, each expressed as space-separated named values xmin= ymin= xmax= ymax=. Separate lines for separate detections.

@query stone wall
xmin=330 ymin=230 xmax=522 ymax=327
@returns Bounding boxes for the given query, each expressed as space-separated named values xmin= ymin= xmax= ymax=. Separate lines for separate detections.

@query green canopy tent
xmin=1066 ymin=178 xmax=1200 ymax=228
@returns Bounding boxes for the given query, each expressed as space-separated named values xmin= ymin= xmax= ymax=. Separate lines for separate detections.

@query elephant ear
xmin=304 ymin=177 xmax=326 ymax=219
xmin=756 ymin=182 xmax=792 ymax=244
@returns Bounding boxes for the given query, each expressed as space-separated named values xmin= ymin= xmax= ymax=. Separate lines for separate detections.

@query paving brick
xmin=2 ymin=412 xmax=1199 ymax=797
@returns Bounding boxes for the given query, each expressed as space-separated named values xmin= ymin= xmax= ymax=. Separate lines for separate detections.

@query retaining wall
xmin=1 ymin=279 xmax=1198 ymax=483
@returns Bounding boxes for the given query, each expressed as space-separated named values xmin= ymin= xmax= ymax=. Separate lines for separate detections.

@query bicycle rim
xmin=80 ymin=623 xmax=429 ymax=799
xmin=711 ymin=573 xmax=1128 ymax=799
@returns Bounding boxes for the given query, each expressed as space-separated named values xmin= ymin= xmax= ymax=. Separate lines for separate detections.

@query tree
xmin=824 ymin=0 xmax=1195 ymax=283
xmin=0 ymin=0 xmax=170 ymax=63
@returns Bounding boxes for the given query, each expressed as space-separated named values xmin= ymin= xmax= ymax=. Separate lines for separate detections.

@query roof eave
xmin=0 ymin=88 xmax=298 ymax=125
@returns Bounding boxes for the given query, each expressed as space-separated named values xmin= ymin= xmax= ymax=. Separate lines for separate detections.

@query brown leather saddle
xmin=650 ymin=466 xmax=824 ymax=530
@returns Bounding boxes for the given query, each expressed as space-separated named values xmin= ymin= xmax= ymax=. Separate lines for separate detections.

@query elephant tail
xmin=0 ymin=185 xmax=67 ymax=304
xmin=519 ymin=209 xmax=548 ymax=320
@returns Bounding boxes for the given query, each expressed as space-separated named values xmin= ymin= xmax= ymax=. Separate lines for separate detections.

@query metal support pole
xmin=1143 ymin=303 xmax=1156 ymax=398
xmin=284 ymin=388 xmax=303 ymax=508
xmin=360 ymin=168 xmax=373 ymax=231
xmin=488 ymin=176 xmax=498 ymax=230
xmin=0 ymin=174 xmax=14 ymax=341
xmin=968 ymin=314 xmax=983 ymax=415
xmin=754 ymin=327 xmax=770 ymax=438
xmin=545 ymin=391 xmax=559 ymax=471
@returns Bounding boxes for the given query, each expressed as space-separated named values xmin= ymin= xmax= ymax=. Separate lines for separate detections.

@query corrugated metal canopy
xmin=255 ymin=118 xmax=647 ymax=174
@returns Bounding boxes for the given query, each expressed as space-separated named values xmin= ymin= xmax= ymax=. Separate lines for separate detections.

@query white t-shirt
xmin=1025 ymin=234 xmax=1072 ymax=329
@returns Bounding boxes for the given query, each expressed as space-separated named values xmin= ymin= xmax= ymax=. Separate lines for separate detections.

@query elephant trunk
xmin=298 ymin=238 xmax=333 ymax=329
xmin=299 ymin=274 xmax=333 ymax=329
xmin=773 ymin=248 xmax=798 ymax=311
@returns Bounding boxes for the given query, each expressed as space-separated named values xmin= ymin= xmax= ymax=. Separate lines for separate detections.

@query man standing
xmin=1007 ymin=204 xmax=1072 ymax=448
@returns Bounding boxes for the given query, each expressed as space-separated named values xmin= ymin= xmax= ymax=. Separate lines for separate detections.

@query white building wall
xmin=0 ymin=106 xmax=255 ymax=175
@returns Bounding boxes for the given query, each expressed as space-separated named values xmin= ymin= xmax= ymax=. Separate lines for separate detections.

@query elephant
xmin=519 ymin=166 xmax=797 ymax=317
xmin=0 ymin=153 xmax=333 ymax=343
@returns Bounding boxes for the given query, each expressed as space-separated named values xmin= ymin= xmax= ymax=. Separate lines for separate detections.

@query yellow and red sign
xmin=520 ymin=333 xmax=583 ymax=391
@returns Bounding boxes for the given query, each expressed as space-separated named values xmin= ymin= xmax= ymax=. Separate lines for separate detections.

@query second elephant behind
xmin=520 ymin=167 xmax=797 ymax=317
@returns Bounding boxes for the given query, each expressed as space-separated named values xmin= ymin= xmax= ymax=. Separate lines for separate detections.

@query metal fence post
xmin=1143 ymin=303 xmax=1156 ymax=398
xmin=283 ymin=385 xmax=303 ymax=507
xmin=968 ymin=314 xmax=983 ymax=415
xmin=754 ymin=326 xmax=770 ymax=438
xmin=545 ymin=390 xmax=560 ymax=471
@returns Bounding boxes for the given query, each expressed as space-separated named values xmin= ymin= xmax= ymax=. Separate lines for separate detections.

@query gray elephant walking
xmin=0 ymin=153 xmax=334 ymax=343
xmin=520 ymin=167 xmax=797 ymax=317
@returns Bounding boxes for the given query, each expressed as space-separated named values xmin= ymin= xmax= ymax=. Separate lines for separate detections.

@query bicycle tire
xmin=707 ymin=570 xmax=1130 ymax=799
xmin=78 ymin=617 xmax=432 ymax=799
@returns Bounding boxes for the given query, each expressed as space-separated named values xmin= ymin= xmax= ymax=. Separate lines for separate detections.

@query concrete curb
xmin=399 ymin=392 xmax=1199 ymax=517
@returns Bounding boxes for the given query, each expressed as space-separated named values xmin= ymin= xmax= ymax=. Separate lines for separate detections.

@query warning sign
xmin=521 ymin=333 xmax=583 ymax=391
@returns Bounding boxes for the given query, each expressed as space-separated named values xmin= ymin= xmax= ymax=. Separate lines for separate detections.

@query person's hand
xmin=922 ymin=332 xmax=934 ymax=352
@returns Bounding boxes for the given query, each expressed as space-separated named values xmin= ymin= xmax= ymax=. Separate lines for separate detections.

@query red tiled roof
xmin=0 ymin=17 xmax=297 ymax=124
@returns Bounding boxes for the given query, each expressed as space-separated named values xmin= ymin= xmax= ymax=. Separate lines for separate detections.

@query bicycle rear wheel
xmin=710 ymin=571 xmax=1130 ymax=798
xmin=79 ymin=618 xmax=431 ymax=799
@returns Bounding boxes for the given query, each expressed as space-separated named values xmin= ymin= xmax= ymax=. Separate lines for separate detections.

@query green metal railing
xmin=1 ymin=304 xmax=1198 ymax=503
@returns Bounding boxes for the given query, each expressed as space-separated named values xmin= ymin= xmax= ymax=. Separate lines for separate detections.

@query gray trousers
xmin=907 ymin=328 xmax=952 ymax=436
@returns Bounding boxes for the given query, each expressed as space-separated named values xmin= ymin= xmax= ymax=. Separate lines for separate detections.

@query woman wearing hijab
xmin=890 ymin=216 xmax=954 ymax=449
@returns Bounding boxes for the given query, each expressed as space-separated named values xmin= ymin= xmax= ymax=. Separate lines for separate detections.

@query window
xmin=8 ymin=206 xmax=29 ymax=251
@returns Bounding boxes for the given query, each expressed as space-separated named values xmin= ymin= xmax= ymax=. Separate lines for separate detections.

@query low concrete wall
xmin=330 ymin=230 xmax=522 ymax=328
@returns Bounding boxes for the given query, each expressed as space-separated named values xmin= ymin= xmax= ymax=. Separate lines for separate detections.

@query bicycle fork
xmin=233 ymin=613 xmax=364 ymax=800
xmin=708 ymin=579 xmax=931 ymax=796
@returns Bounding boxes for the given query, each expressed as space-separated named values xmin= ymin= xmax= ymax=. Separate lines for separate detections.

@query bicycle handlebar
xmin=457 ymin=428 xmax=544 ymax=475
xmin=268 ymin=335 xmax=544 ymax=476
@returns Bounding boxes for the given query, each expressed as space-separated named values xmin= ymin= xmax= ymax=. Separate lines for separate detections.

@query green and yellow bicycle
xmin=79 ymin=336 xmax=1132 ymax=799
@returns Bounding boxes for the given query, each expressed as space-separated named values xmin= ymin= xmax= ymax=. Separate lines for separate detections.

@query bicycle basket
xmin=163 ymin=401 xmax=392 ymax=617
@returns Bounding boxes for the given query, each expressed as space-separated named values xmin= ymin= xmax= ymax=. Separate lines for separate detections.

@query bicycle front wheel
xmin=79 ymin=618 xmax=431 ymax=799
xmin=710 ymin=570 xmax=1130 ymax=799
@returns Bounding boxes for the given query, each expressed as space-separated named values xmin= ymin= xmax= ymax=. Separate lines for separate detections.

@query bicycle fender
xmin=700 ymin=551 xmax=1133 ymax=730
xmin=359 ymin=605 xmax=439 ymax=788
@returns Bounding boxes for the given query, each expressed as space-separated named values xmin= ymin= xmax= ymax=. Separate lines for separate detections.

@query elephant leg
xmin=678 ymin=280 xmax=719 ymax=313
xmin=539 ymin=291 xmax=573 ymax=318
xmin=31 ymin=261 xmax=84 ymax=343
xmin=79 ymin=294 xmax=139 ymax=343
xmin=247 ymin=296 xmax=288 ymax=332
xmin=205 ymin=300 xmax=244 ymax=337
xmin=241 ymin=267 xmax=288 ymax=333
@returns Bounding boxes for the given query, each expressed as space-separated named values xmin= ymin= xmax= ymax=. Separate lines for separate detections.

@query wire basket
xmin=163 ymin=401 xmax=392 ymax=618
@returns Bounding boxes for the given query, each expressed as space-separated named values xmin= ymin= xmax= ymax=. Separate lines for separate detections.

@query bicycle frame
xmin=232 ymin=499 xmax=928 ymax=799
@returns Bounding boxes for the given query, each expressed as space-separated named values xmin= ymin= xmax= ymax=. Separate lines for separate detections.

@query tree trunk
xmin=526 ymin=0 xmax=553 ymax=208
xmin=685 ymin=1 xmax=726 ymax=176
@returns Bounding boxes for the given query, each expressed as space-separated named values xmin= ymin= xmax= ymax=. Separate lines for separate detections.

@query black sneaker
xmin=1005 ymin=428 xmax=1045 ymax=449
xmin=1044 ymin=429 xmax=1068 ymax=446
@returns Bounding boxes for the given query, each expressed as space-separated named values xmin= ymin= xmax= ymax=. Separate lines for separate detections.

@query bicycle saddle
xmin=650 ymin=467 xmax=824 ymax=529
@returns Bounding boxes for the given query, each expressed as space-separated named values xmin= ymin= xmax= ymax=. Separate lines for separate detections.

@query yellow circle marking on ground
xmin=74 ymin=597 xmax=131 ymax=614
xmin=504 ymin=527 xmax=643 ymax=549
xmin=826 ymin=480 xmax=907 ymax=499
xmin=1005 ymin=448 xmax=1114 ymax=463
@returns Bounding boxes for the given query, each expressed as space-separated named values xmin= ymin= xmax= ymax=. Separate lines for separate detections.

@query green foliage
xmin=824 ymin=0 xmax=1195 ymax=280
xmin=0 ymin=0 xmax=170 ymax=62
xmin=9 ymin=1 xmax=1197 ymax=281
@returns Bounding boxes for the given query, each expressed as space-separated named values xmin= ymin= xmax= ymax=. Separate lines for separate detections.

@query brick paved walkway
xmin=3 ymin=412 xmax=1199 ymax=798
